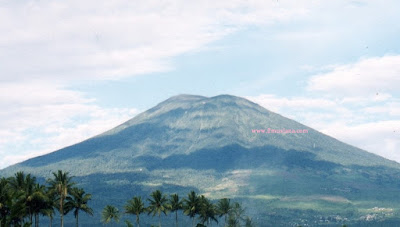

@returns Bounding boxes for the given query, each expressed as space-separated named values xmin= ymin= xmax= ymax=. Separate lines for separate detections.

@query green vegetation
xmin=64 ymin=187 xmax=93 ymax=227
xmin=184 ymin=190 xmax=201 ymax=227
xmin=101 ymin=205 xmax=120 ymax=225
xmin=1 ymin=170 xmax=255 ymax=227
xmin=0 ymin=170 xmax=88 ymax=227
xmin=47 ymin=170 xmax=75 ymax=227
xmin=169 ymin=193 xmax=183 ymax=227
xmin=217 ymin=198 xmax=231 ymax=226
xmin=125 ymin=196 xmax=145 ymax=227
xmin=147 ymin=189 xmax=169 ymax=227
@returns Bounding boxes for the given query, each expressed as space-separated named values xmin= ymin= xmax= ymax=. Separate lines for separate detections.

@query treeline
xmin=0 ymin=170 xmax=90 ymax=227
xmin=0 ymin=170 xmax=255 ymax=227
xmin=104 ymin=190 xmax=255 ymax=227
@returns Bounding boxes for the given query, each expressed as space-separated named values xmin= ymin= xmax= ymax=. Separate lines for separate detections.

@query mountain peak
xmin=159 ymin=94 xmax=267 ymax=114
xmin=2 ymin=94 xmax=400 ymax=226
xmin=163 ymin=94 xmax=207 ymax=102
xmin=3 ymin=93 xmax=398 ymax=176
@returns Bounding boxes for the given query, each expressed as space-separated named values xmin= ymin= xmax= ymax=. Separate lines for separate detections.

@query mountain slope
xmin=1 ymin=94 xmax=400 ymax=226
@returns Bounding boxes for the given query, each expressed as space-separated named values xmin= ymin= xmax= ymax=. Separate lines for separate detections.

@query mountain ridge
xmin=3 ymin=94 xmax=397 ymax=175
xmin=1 ymin=94 xmax=400 ymax=226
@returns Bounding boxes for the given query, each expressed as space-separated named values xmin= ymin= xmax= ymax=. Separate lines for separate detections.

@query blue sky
xmin=1 ymin=0 xmax=399 ymax=169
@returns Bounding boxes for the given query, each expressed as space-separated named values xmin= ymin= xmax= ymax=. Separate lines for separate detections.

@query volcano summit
xmin=2 ymin=94 xmax=400 ymax=226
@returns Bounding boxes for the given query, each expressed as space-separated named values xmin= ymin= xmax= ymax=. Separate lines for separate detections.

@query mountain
xmin=1 ymin=94 xmax=400 ymax=226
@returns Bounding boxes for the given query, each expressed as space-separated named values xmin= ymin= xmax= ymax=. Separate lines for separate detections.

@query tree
xmin=30 ymin=183 xmax=50 ymax=227
xmin=147 ymin=190 xmax=169 ymax=227
xmin=183 ymin=191 xmax=200 ymax=227
xmin=0 ymin=177 xmax=11 ymax=227
xmin=198 ymin=195 xmax=218 ymax=226
xmin=102 ymin=205 xmax=120 ymax=226
xmin=47 ymin=170 xmax=75 ymax=227
xmin=8 ymin=172 xmax=27 ymax=191
xmin=8 ymin=190 xmax=26 ymax=226
xmin=125 ymin=220 xmax=134 ymax=227
xmin=227 ymin=214 xmax=240 ymax=227
xmin=244 ymin=216 xmax=255 ymax=227
xmin=216 ymin=198 xmax=231 ymax=226
xmin=42 ymin=188 xmax=56 ymax=227
xmin=169 ymin=194 xmax=183 ymax=227
xmin=125 ymin=196 xmax=145 ymax=227
xmin=8 ymin=171 xmax=37 ymax=225
xmin=64 ymin=187 xmax=93 ymax=227
xmin=227 ymin=202 xmax=245 ymax=227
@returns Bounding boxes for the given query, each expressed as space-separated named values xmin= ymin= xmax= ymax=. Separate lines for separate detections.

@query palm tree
xmin=102 ymin=205 xmax=120 ymax=226
xmin=227 ymin=202 xmax=245 ymax=227
xmin=24 ymin=174 xmax=37 ymax=225
xmin=231 ymin=202 xmax=245 ymax=219
xmin=183 ymin=191 xmax=200 ymax=227
xmin=169 ymin=194 xmax=183 ymax=227
xmin=8 ymin=171 xmax=37 ymax=225
xmin=198 ymin=195 xmax=218 ymax=226
xmin=47 ymin=170 xmax=75 ymax=227
xmin=43 ymin=188 xmax=56 ymax=227
xmin=0 ymin=177 xmax=11 ymax=227
xmin=124 ymin=220 xmax=134 ymax=227
xmin=216 ymin=198 xmax=231 ymax=226
xmin=30 ymin=183 xmax=50 ymax=227
xmin=227 ymin=214 xmax=239 ymax=227
xmin=42 ymin=208 xmax=54 ymax=227
xmin=64 ymin=187 xmax=93 ymax=227
xmin=9 ymin=190 xmax=26 ymax=226
xmin=8 ymin=172 xmax=26 ymax=191
xmin=244 ymin=216 xmax=255 ymax=227
xmin=125 ymin=196 xmax=145 ymax=227
xmin=147 ymin=190 xmax=169 ymax=227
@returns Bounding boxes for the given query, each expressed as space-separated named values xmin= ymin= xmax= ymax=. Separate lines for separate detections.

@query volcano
xmin=2 ymin=94 xmax=400 ymax=226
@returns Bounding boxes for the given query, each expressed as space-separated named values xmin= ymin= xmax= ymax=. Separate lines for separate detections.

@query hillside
xmin=1 ymin=94 xmax=400 ymax=226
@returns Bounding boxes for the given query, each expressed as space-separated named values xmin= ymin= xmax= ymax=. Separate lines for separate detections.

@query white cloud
xmin=363 ymin=102 xmax=400 ymax=116
xmin=320 ymin=121 xmax=400 ymax=161
xmin=0 ymin=82 xmax=139 ymax=169
xmin=246 ymin=94 xmax=337 ymax=111
xmin=307 ymin=55 xmax=400 ymax=95
xmin=247 ymin=94 xmax=400 ymax=163
xmin=297 ymin=55 xmax=400 ymax=162
xmin=0 ymin=0 xmax=309 ymax=82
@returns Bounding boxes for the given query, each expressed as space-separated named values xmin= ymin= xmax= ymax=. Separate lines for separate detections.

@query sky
xmin=1 ymin=0 xmax=399 ymax=169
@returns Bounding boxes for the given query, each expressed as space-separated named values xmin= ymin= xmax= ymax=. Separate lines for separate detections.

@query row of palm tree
xmin=101 ymin=190 xmax=255 ymax=227
xmin=0 ymin=170 xmax=92 ymax=227
xmin=1 ymin=170 xmax=255 ymax=227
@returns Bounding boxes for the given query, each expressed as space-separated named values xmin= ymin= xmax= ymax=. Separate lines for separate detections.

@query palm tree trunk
xmin=159 ymin=213 xmax=161 ymax=227
xmin=192 ymin=217 xmax=195 ymax=227
xmin=175 ymin=211 xmax=178 ymax=227
xmin=60 ymin=197 xmax=64 ymax=227
xmin=137 ymin=215 xmax=140 ymax=227
xmin=76 ymin=212 xmax=79 ymax=227
xmin=50 ymin=216 xmax=53 ymax=227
